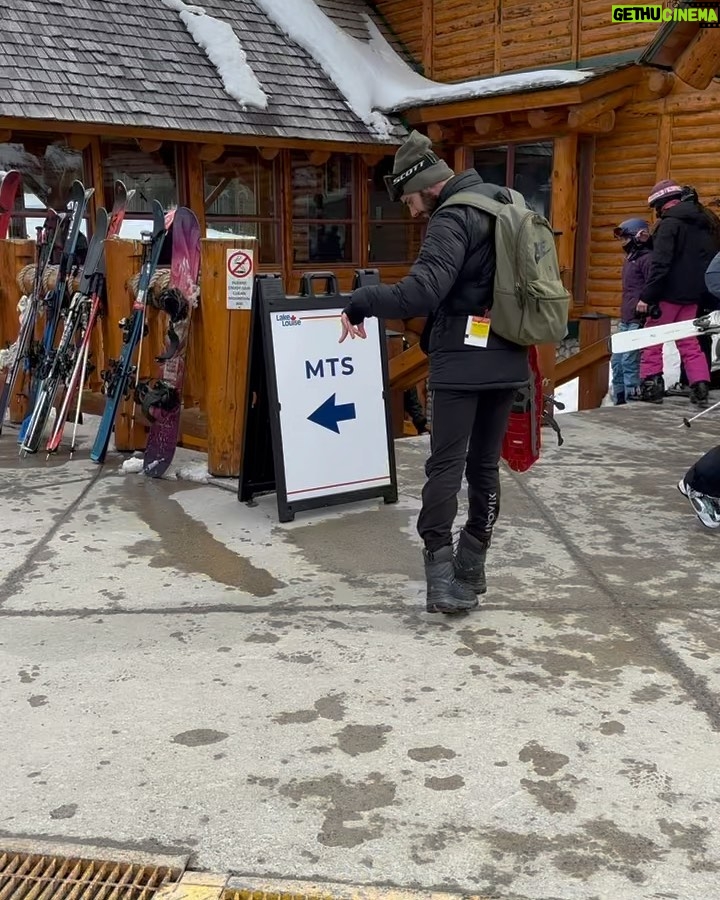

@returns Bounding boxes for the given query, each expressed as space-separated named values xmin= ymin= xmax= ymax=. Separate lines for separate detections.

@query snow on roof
xmin=254 ymin=0 xmax=595 ymax=137
xmin=161 ymin=0 xmax=268 ymax=109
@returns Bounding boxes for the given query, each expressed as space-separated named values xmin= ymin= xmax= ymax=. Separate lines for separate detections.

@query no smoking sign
xmin=226 ymin=247 xmax=255 ymax=310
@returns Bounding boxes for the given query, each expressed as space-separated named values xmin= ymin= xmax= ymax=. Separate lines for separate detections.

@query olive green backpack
xmin=437 ymin=188 xmax=570 ymax=346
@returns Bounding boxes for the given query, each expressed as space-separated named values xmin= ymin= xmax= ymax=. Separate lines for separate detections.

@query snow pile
xmin=176 ymin=464 xmax=210 ymax=483
xmin=161 ymin=0 xmax=268 ymax=109
xmin=121 ymin=456 xmax=144 ymax=474
xmin=254 ymin=0 xmax=593 ymax=137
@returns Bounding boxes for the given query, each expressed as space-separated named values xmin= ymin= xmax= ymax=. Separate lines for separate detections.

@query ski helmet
xmin=648 ymin=179 xmax=683 ymax=211
xmin=613 ymin=218 xmax=650 ymax=240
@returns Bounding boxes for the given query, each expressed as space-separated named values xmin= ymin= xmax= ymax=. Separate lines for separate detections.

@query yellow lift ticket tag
xmin=464 ymin=315 xmax=491 ymax=348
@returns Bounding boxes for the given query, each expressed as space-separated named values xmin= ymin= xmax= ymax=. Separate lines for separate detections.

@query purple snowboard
xmin=142 ymin=207 xmax=201 ymax=478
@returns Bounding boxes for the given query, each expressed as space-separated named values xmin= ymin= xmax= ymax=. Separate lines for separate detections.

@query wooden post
xmin=0 ymin=239 xmax=36 ymax=422
xmin=385 ymin=329 xmax=405 ymax=439
xmin=552 ymin=133 xmax=578 ymax=293
xmin=422 ymin=0 xmax=434 ymax=77
xmin=200 ymin=237 xmax=254 ymax=477
xmin=578 ymin=314 xmax=611 ymax=410
xmin=536 ymin=344 xmax=557 ymax=396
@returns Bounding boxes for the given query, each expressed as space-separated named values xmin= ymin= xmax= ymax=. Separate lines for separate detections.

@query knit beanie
xmin=391 ymin=131 xmax=455 ymax=196
xmin=648 ymin=179 xmax=683 ymax=209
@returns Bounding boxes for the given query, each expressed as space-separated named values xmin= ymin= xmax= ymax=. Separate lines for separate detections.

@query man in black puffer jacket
xmin=340 ymin=131 xmax=528 ymax=615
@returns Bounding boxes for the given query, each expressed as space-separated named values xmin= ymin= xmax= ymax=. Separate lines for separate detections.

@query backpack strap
xmin=437 ymin=187 xmax=527 ymax=218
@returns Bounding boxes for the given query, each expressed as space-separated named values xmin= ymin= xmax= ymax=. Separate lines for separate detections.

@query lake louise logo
xmin=276 ymin=314 xmax=301 ymax=326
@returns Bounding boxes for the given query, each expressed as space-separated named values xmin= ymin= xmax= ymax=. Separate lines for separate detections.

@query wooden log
xmin=422 ymin=0 xmax=434 ymax=76
xmin=198 ymin=143 xmax=225 ymax=162
xmin=0 ymin=130 xmax=11 ymax=143
xmin=453 ymin=146 xmax=473 ymax=171
xmin=361 ymin=151 xmax=389 ymax=167
xmin=200 ymin=237 xmax=255 ymax=477
xmin=643 ymin=70 xmax=675 ymax=100
xmin=674 ymin=27 xmax=720 ymax=90
xmin=577 ymin=314 xmax=611 ymax=410
xmin=474 ymin=114 xmax=504 ymax=135
xmin=570 ymin=110 xmax=615 ymax=133
xmin=64 ymin=133 xmax=91 ymax=150
xmin=389 ymin=342 xmax=428 ymax=393
xmin=551 ymin=133 xmax=578 ymax=295
xmin=567 ymin=86 xmax=635 ymax=128
xmin=0 ymin=239 xmax=35 ymax=422
xmin=527 ymin=108 xmax=567 ymax=129
xmin=137 ymin=138 xmax=163 ymax=153
xmin=655 ymin=113 xmax=673 ymax=184
xmin=258 ymin=147 xmax=281 ymax=161
xmin=307 ymin=150 xmax=331 ymax=166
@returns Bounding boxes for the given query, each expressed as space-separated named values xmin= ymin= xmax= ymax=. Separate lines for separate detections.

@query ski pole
xmin=680 ymin=397 xmax=720 ymax=427
xmin=69 ymin=337 xmax=91 ymax=458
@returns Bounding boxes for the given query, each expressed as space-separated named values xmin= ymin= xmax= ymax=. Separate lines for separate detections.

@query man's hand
xmin=636 ymin=300 xmax=648 ymax=314
xmin=339 ymin=312 xmax=367 ymax=343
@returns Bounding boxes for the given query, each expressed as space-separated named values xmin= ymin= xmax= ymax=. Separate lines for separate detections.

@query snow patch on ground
xmin=121 ymin=456 xmax=144 ymax=474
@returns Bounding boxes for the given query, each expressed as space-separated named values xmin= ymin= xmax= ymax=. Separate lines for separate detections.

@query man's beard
xmin=419 ymin=189 xmax=439 ymax=216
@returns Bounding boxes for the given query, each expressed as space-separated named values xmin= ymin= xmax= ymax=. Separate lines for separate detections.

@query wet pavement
xmin=1 ymin=400 xmax=720 ymax=900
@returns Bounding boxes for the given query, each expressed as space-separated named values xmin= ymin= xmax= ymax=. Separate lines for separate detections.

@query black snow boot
xmin=454 ymin=529 xmax=489 ymax=595
xmin=640 ymin=374 xmax=665 ymax=404
xmin=690 ymin=380 xmax=710 ymax=407
xmin=423 ymin=546 xmax=478 ymax=614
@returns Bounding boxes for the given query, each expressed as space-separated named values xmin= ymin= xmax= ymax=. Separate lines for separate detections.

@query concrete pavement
xmin=1 ymin=400 xmax=720 ymax=900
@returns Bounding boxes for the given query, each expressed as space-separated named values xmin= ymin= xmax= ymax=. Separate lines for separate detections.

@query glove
xmin=342 ymin=288 xmax=372 ymax=325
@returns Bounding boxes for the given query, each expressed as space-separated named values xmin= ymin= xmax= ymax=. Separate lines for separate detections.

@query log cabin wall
xmin=371 ymin=0 xmax=663 ymax=79
xmin=584 ymin=80 xmax=720 ymax=317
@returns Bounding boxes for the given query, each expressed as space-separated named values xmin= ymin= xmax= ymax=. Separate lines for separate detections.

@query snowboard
xmin=611 ymin=311 xmax=720 ymax=354
xmin=141 ymin=207 xmax=201 ymax=478
xmin=0 ymin=170 xmax=21 ymax=239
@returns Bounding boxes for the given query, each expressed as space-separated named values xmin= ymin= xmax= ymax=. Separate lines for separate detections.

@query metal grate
xmin=224 ymin=892 xmax=333 ymax=900
xmin=0 ymin=850 xmax=182 ymax=900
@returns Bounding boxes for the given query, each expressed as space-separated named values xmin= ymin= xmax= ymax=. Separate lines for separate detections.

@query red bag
xmin=501 ymin=346 xmax=564 ymax=473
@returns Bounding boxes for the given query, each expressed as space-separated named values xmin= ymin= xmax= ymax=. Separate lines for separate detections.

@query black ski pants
xmin=417 ymin=387 xmax=516 ymax=552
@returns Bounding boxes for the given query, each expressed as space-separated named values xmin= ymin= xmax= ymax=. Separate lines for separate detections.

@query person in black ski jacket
xmin=339 ymin=130 xmax=528 ymax=615
xmin=638 ymin=180 xmax=720 ymax=405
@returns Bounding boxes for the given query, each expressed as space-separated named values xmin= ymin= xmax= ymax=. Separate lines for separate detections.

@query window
xmin=101 ymin=140 xmax=178 ymax=239
xmin=203 ymin=149 xmax=280 ymax=265
xmin=0 ymin=136 xmax=85 ymax=240
xmin=473 ymin=142 xmax=554 ymax=219
xmin=291 ymin=152 xmax=354 ymax=265
xmin=368 ymin=157 xmax=424 ymax=264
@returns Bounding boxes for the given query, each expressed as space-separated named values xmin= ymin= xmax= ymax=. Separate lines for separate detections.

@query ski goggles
xmin=383 ymin=153 xmax=440 ymax=202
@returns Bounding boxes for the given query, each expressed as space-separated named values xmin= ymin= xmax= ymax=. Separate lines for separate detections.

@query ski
xmin=610 ymin=311 xmax=720 ymax=354
xmin=90 ymin=200 xmax=168 ymax=465
xmin=17 ymin=180 xmax=94 ymax=444
xmin=141 ymin=207 xmax=201 ymax=478
xmin=46 ymin=180 xmax=135 ymax=455
xmin=20 ymin=206 xmax=110 ymax=455
xmin=0 ymin=170 xmax=21 ymax=239
xmin=0 ymin=210 xmax=63 ymax=434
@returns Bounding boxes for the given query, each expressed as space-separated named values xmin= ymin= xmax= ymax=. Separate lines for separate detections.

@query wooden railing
xmin=389 ymin=312 xmax=613 ymax=412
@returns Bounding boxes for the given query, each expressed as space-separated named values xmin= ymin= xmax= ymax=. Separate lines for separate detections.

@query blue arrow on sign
xmin=308 ymin=393 xmax=357 ymax=434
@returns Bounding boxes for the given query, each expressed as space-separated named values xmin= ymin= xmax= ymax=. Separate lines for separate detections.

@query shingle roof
xmin=0 ymin=0 xmax=407 ymax=145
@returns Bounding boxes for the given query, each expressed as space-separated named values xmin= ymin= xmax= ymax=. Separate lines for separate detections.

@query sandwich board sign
xmin=238 ymin=270 xmax=398 ymax=522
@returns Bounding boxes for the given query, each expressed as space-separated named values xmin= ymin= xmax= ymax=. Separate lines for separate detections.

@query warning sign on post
xmin=226 ymin=248 xmax=254 ymax=310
